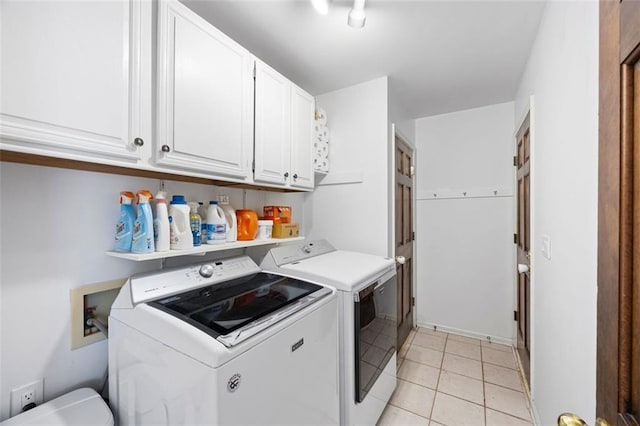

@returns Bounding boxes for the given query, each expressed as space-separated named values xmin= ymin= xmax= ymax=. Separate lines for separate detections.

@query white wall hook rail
xmin=417 ymin=187 xmax=513 ymax=201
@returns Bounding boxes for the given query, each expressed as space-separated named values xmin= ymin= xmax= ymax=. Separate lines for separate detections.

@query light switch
xmin=541 ymin=235 xmax=551 ymax=260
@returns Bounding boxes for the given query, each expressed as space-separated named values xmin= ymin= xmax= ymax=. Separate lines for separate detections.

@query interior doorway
xmin=395 ymin=132 xmax=414 ymax=350
xmin=515 ymin=112 xmax=531 ymax=387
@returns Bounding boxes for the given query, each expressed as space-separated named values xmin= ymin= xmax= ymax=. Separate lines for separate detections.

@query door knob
xmin=558 ymin=413 xmax=612 ymax=426
xmin=558 ymin=413 xmax=587 ymax=426
xmin=518 ymin=263 xmax=530 ymax=274
xmin=395 ymin=256 xmax=406 ymax=265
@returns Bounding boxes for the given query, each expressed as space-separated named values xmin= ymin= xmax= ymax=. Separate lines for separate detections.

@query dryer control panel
xmin=262 ymin=239 xmax=336 ymax=268
xmin=129 ymin=256 xmax=260 ymax=305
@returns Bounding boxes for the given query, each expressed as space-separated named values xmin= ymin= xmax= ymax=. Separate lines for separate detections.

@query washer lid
xmin=147 ymin=272 xmax=332 ymax=347
xmin=0 ymin=388 xmax=113 ymax=426
xmin=274 ymin=251 xmax=395 ymax=291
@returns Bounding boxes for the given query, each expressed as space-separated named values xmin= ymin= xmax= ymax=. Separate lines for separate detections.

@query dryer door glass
xmin=149 ymin=273 xmax=323 ymax=337
xmin=354 ymin=273 xmax=397 ymax=403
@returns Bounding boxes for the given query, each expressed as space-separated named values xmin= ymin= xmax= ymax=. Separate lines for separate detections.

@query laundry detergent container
xmin=236 ymin=209 xmax=258 ymax=241
xmin=0 ymin=388 xmax=113 ymax=426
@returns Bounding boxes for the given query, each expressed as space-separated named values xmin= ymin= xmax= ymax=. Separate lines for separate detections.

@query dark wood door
xmin=597 ymin=1 xmax=640 ymax=425
xmin=515 ymin=113 xmax=531 ymax=388
xmin=395 ymin=133 xmax=414 ymax=350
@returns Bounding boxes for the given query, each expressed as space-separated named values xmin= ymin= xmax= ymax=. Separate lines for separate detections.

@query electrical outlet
xmin=10 ymin=379 xmax=43 ymax=416
xmin=218 ymin=194 xmax=229 ymax=205
xmin=22 ymin=389 xmax=35 ymax=407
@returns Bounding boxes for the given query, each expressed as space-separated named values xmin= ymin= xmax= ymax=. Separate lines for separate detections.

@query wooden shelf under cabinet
xmin=106 ymin=237 xmax=304 ymax=261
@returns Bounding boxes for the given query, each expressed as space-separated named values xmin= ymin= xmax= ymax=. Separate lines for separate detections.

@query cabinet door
xmin=254 ymin=60 xmax=292 ymax=185
xmin=0 ymin=0 xmax=143 ymax=161
xmin=157 ymin=0 xmax=253 ymax=179
xmin=290 ymin=86 xmax=315 ymax=190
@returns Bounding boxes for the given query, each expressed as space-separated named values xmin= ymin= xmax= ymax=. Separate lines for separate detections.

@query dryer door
xmin=354 ymin=272 xmax=397 ymax=403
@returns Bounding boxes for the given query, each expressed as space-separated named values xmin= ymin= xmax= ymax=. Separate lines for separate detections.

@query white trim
xmin=528 ymin=95 xmax=536 ymax=400
xmin=416 ymin=321 xmax=515 ymax=347
xmin=389 ymin=123 xmax=396 ymax=259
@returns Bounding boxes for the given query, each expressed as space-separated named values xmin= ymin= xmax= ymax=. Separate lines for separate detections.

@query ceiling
xmin=182 ymin=0 xmax=546 ymax=119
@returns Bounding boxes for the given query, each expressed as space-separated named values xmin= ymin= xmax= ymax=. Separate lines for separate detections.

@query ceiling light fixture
xmin=348 ymin=0 xmax=366 ymax=28
xmin=311 ymin=0 xmax=331 ymax=15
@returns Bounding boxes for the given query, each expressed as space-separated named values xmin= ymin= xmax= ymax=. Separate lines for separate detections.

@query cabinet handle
xmin=161 ymin=144 xmax=171 ymax=153
xmin=133 ymin=137 xmax=144 ymax=147
xmin=293 ymin=173 xmax=298 ymax=180
xmin=284 ymin=172 xmax=289 ymax=178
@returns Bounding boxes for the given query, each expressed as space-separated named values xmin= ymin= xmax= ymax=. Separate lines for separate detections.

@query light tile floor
xmin=377 ymin=327 xmax=533 ymax=426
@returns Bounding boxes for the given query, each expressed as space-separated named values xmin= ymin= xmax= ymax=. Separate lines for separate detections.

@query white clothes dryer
xmin=109 ymin=255 xmax=339 ymax=425
xmin=260 ymin=240 xmax=397 ymax=426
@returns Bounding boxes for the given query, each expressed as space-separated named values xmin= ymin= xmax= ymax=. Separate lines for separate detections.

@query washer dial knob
xmin=199 ymin=264 xmax=214 ymax=278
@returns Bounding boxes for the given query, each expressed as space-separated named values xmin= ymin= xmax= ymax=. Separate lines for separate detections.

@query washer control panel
xmin=130 ymin=256 xmax=261 ymax=305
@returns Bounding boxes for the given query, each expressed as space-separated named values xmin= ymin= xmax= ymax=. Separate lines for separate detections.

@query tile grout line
xmin=389 ymin=328 xmax=435 ymax=422
xmin=482 ymin=346 xmax=534 ymax=424
xmin=426 ymin=327 xmax=447 ymax=424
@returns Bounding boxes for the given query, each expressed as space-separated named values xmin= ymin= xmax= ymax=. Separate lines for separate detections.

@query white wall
xmin=414 ymin=102 xmax=515 ymax=342
xmin=305 ymin=77 xmax=390 ymax=257
xmin=0 ymin=161 xmax=304 ymax=420
xmin=389 ymin=81 xmax=416 ymax=144
xmin=514 ymin=2 xmax=598 ymax=424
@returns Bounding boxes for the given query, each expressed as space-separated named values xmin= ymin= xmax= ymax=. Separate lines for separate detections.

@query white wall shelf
xmin=106 ymin=236 xmax=304 ymax=261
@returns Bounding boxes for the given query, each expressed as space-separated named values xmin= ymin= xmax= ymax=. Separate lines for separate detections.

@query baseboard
xmin=514 ymin=348 xmax=542 ymax=426
xmin=416 ymin=321 xmax=515 ymax=347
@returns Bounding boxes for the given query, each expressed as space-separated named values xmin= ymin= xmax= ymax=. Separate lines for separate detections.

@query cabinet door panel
xmin=290 ymin=86 xmax=315 ymax=190
xmin=254 ymin=61 xmax=291 ymax=185
xmin=157 ymin=0 xmax=252 ymax=179
xmin=0 ymin=0 xmax=140 ymax=160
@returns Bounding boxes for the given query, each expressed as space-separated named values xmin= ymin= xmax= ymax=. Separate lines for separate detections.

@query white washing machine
xmin=260 ymin=240 xmax=397 ymax=426
xmin=109 ymin=255 xmax=339 ymax=425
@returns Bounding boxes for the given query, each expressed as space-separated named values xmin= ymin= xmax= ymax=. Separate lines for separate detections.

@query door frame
xmin=513 ymin=98 xmax=537 ymax=403
xmin=389 ymin=123 xmax=417 ymax=329
xmin=596 ymin=1 xmax=640 ymax=423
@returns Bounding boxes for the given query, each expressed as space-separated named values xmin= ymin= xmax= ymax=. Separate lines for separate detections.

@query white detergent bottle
xmin=220 ymin=203 xmax=237 ymax=242
xmin=169 ymin=195 xmax=193 ymax=249
xmin=206 ymin=201 xmax=227 ymax=244
xmin=154 ymin=191 xmax=170 ymax=252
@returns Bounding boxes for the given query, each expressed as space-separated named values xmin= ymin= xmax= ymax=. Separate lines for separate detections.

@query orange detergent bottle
xmin=236 ymin=210 xmax=258 ymax=241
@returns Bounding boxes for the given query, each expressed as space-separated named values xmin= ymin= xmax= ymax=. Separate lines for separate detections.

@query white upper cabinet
xmin=156 ymin=0 xmax=253 ymax=180
xmin=0 ymin=0 xmax=147 ymax=161
xmin=290 ymin=85 xmax=315 ymax=190
xmin=254 ymin=60 xmax=315 ymax=190
xmin=254 ymin=60 xmax=292 ymax=185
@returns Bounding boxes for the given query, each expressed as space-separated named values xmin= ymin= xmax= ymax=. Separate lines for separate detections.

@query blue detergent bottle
xmin=131 ymin=190 xmax=155 ymax=253
xmin=114 ymin=191 xmax=135 ymax=252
